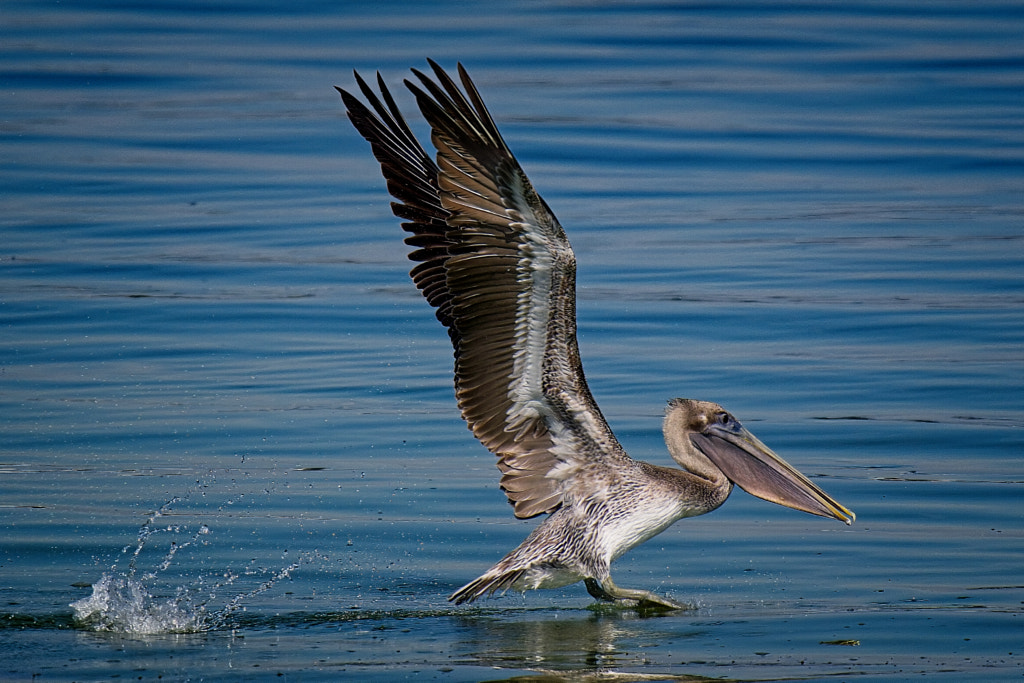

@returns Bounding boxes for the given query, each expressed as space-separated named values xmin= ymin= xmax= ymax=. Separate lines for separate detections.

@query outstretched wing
xmin=338 ymin=61 xmax=624 ymax=518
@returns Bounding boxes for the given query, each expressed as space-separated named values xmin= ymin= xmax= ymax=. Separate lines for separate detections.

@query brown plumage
xmin=338 ymin=62 xmax=853 ymax=609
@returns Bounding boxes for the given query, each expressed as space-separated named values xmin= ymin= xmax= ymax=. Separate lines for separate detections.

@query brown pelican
xmin=337 ymin=61 xmax=854 ymax=610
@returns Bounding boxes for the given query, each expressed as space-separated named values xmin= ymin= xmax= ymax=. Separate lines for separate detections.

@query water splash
xmin=69 ymin=572 xmax=206 ymax=635
xmin=70 ymin=477 xmax=327 ymax=635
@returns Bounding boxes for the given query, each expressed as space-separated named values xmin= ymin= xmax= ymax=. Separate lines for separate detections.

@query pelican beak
xmin=690 ymin=419 xmax=855 ymax=525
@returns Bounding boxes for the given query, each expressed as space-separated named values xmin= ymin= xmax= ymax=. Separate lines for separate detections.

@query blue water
xmin=2 ymin=1 xmax=1023 ymax=680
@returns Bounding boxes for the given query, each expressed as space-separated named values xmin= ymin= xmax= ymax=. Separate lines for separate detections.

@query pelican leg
xmin=584 ymin=577 xmax=688 ymax=611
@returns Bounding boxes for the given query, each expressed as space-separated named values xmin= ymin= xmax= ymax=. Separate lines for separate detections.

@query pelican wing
xmin=339 ymin=62 xmax=624 ymax=518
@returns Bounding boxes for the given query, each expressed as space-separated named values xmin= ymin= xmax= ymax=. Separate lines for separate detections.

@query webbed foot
xmin=584 ymin=577 xmax=690 ymax=611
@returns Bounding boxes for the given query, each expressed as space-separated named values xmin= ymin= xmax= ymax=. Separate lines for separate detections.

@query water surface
xmin=2 ymin=1 xmax=1022 ymax=680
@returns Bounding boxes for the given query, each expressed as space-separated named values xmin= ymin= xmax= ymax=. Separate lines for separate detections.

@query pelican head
xmin=665 ymin=398 xmax=855 ymax=525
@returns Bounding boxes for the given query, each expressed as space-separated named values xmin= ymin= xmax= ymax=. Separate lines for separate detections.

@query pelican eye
xmin=716 ymin=412 xmax=733 ymax=427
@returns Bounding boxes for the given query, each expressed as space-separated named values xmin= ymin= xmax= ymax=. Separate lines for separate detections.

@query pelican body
xmin=337 ymin=61 xmax=853 ymax=609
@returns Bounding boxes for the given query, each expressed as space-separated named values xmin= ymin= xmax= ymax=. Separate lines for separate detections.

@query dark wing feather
xmin=336 ymin=72 xmax=456 ymax=333
xmin=338 ymin=62 xmax=625 ymax=518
